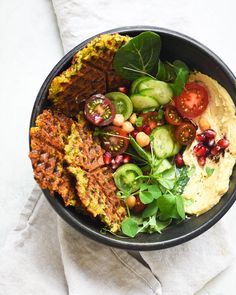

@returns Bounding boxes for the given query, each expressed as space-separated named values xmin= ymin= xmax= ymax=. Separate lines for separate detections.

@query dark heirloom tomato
xmin=84 ymin=94 xmax=115 ymax=126
xmin=164 ymin=105 xmax=183 ymax=125
xmin=100 ymin=126 xmax=129 ymax=156
xmin=140 ymin=111 xmax=164 ymax=130
xmin=175 ymin=82 xmax=209 ymax=119
xmin=175 ymin=122 xmax=196 ymax=145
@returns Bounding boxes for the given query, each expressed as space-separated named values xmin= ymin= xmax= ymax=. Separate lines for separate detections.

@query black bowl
xmin=30 ymin=26 xmax=236 ymax=250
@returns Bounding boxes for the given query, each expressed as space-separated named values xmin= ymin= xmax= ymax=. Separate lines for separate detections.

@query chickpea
xmin=199 ymin=117 xmax=210 ymax=131
xmin=113 ymin=114 xmax=124 ymax=127
xmin=122 ymin=121 xmax=134 ymax=133
xmin=129 ymin=113 xmax=137 ymax=124
xmin=126 ymin=195 xmax=136 ymax=209
xmin=136 ymin=132 xmax=150 ymax=147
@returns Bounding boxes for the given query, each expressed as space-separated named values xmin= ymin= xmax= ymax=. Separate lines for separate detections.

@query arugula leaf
xmin=142 ymin=200 xmax=158 ymax=218
xmin=121 ymin=218 xmax=139 ymax=237
xmin=139 ymin=191 xmax=154 ymax=204
xmin=113 ymin=32 xmax=161 ymax=80
xmin=206 ymin=167 xmax=214 ymax=177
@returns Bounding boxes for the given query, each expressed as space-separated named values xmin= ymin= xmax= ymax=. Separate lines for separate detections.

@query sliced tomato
xmin=100 ymin=126 xmax=129 ymax=156
xmin=174 ymin=82 xmax=208 ymax=118
xmin=175 ymin=122 xmax=196 ymax=145
xmin=139 ymin=111 xmax=164 ymax=130
xmin=164 ymin=105 xmax=183 ymax=125
xmin=84 ymin=94 xmax=115 ymax=126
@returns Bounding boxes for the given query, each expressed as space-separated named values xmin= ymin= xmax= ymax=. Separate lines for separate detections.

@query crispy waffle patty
xmin=65 ymin=120 xmax=126 ymax=232
xmin=30 ymin=110 xmax=127 ymax=232
xmin=68 ymin=166 xmax=126 ymax=233
xmin=48 ymin=34 xmax=131 ymax=116
xmin=29 ymin=110 xmax=78 ymax=206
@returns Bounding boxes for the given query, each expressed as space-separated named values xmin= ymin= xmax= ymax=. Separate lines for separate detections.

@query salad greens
xmin=113 ymin=32 xmax=161 ymax=80
xmin=113 ymin=31 xmax=190 ymax=96
xmin=120 ymin=136 xmax=192 ymax=237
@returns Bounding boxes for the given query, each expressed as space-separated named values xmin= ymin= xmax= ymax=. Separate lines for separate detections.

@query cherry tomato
xmin=174 ymin=82 xmax=209 ymax=119
xmin=140 ymin=111 xmax=164 ymax=130
xmin=84 ymin=94 xmax=115 ymax=126
xmin=132 ymin=196 xmax=146 ymax=214
xmin=164 ymin=105 xmax=183 ymax=126
xmin=175 ymin=122 xmax=196 ymax=145
xmin=100 ymin=126 xmax=129 ymax=156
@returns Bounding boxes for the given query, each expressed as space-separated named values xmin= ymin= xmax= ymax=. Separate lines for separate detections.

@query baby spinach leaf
xmin=121 ymin=217 xmax=139 ymax=237
xmin=140 ymin=191 xmax=154 ymax=204
xmin=113 ymin=32 xmax=161 ymax=80
xmin=169 ymin=67 xmax=189 ymax=96
xmin=142 ymin=200 xmax=158 ymax=218
xmin=156 ymin=60 xmax=176 ymax=81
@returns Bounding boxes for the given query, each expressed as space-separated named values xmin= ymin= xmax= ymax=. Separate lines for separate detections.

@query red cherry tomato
xmin=174 ymin=82 xmax=209 ymax=119
xmin=84 ymin=94 xmax=115 ymax=126
xmin=100 ymin=126 xmax=129 ymax=156
xmin=164 ymin=105 xmax=183 ymax=126
xmin=175 ymin=122 xmax=196 ymax=145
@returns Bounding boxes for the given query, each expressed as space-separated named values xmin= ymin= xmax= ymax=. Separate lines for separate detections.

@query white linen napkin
xmin=0 ymin=186 xmax=233 ymax=295
xmin=0 ymin=1 xmax=234 ymax=294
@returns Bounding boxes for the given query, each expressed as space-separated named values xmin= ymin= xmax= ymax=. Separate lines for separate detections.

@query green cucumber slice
xmin=138 ymin=80 xmax=173 ymax=105
xmin=170 ymin=141 xmax=181 ymax=157
xmin=105 ymin=92 xmax=133 ymax=120
xmin=151 ymin=125 xmax=175 ymax=158
xmin=130 ymin=94 xmax=159 ymax=111
xmin=130 ymin=76 xmax=151 ymax=94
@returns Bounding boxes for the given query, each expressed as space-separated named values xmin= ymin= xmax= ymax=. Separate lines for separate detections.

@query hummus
xmin=183 ymin=72 xmax=236 ymax=215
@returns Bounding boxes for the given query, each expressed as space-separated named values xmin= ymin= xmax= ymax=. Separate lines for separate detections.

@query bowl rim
xmin=30 ymin=26 xmax=236 ymax=251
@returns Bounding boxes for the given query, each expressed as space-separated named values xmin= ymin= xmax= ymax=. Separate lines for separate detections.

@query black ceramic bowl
xmin=30 ymin=26 xmax=236 ymax=250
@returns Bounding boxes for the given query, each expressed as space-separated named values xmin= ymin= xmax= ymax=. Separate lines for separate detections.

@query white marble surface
xmin=0 ymin=0 xmax=236 ymax=294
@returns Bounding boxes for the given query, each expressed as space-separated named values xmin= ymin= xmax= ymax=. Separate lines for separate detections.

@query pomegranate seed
xmin=111 ymin=163 xmax=119 ymax=170
xmin=123 ymin=155 xmax=131 ymax=163
xmin=118 ymin=86 xmax=127 ymax=94
xmin=157 ymin=120 xmax=165 ymax=126
xmin=103 ymin=152 xmax=112 ymax=165
xmin=115 ymin=154 xmax=124 ymax=164
xmin=204 ymin=129 xmax=216 ymax=139
xmin=175 ymin=153 xmax=184 ymax=168
xmin=131 ymin=130 xmax=139 ymax=138
xmin=143 ymin=125 xmax=152 ymax=135
xmin=211 ymin=145 xmax=221 ymax=156
xmin=217 ymin=138 xmax=230 ymax=149
xmin=196 ymin=133 xmax=206 ymax=142
xmin=198 ymin=156 xmax=206 ymax=166
xmin=193 ymin=143 xmax=208 ymax=157
xmin=206 ymin=138 xmax=215 ymax=147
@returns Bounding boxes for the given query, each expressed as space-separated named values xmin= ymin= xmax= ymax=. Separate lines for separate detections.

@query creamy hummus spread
xmin=183 ymin=72 xmax=236 ymax=215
